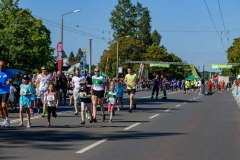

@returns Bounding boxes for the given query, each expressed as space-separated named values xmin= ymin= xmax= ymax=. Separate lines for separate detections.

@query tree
xmin=69 ymin=51 xmax=75 ymax=61
xmin=151 ymin=30 xmax=162 ymax=45
xmin=0 ymin=0 xmax=19 ymax=10
xmin=226 ymin=38 xmax=240 ymax=76
xmin=145 ymin=44 xmax=183 ymax=79
xmin=0 ymin=1 xmax=53 ymax=70
xmin=99 ymin=36 xmax=144 ymax=77
xmin=62 ymin=50 xmax=67 ymax=58
xmin=139 ymin=8 xmax=152 ymax=47
xmin=110 ymin=0 xmax=136 ymax=39
xmin=75 ymin=48 xmax=83 ymax=62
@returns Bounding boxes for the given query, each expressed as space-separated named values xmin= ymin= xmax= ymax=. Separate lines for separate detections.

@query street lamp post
xmin=116 ymin=41 xmax=119 ymax=79
xmin=60 ymin=9 xmax=80 ymax=51
xmin=108 ymin=36 xmax=130 ymax=79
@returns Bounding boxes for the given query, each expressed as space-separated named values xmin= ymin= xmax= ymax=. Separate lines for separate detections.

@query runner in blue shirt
xmin=0 ymin=60 xmax=13 ymax=127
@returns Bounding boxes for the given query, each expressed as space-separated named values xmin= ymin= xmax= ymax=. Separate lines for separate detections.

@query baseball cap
xmin=22 ymin=75 xmax=30 ymax=81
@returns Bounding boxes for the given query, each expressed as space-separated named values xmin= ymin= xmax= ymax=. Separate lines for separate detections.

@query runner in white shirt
xmin=72 ymin=68 xmax=86 ymax=115
xmin=91 ymin=67 xmax=107 ymax=122
xmin=35 ymin=66 xmax=53 ymax=116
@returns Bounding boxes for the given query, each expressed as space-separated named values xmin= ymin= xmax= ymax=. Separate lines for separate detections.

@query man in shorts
xmin=124 ymin=67 xmax=137 ymax=113
xmin=0 ymin=60 xmax=13 ymax=127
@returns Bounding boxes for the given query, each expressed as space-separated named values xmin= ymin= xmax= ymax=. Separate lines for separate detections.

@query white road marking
xmin=76 ymin=139 xmax=108 ymax=154
xmin=182 ymin=102 xmax=187 ymax=105
xmin=164 ymin=109 xmax=171 ymax=112
xmin=149 ymin=114 xmax=159 ymax=119
xmin=175 ymin=104 xmax=181 ymax=108
xmin=124 ymin=123 xmax=141 ymax=131
xmin=193 ymin=98 xmax=196 ymax=100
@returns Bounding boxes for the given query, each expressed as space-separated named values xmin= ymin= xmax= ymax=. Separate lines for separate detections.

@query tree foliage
xmin=151 ymin=30 xmax=162 ymax=46
xmin=69 ymin=51 xmax=75 ymax=62
xmin=75 ymin=48 xmax=83 ymax=62
xmin=104 ymin=0 xmax=187 ymax=79
xmin=0 ymin=0 xmax=53 ymax=71
xmin=226 ymin=38 xmax=240 ymax=76
xmin=110 ymin=0 xmax=136 ymax=39
xmin=99 ymin=36 xmax=144 ymax=77
xmin=139 ymin=9 xmax=152 ymax=47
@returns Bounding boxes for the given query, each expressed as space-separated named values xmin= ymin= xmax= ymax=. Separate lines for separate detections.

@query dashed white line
xmin=175 ymin=104 xmax=181 ymax=108
xmin=182 ymin=102 xmax=187 ymax=105
xmin=164 ymin=109 xmax=171 ymax=112
xmin=76 ymin=139 xmax=108 ymax=154
xmin=124 ymin=123 xmax=141 ymax=131
xmin=149 ymin=114 xmax=159 ymax=119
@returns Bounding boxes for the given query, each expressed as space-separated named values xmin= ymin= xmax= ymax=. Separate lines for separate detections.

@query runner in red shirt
xmin=221 ymin=80 xmax=225 ymax=91
xmin=208 ymin=80 xmax=213 ymax=94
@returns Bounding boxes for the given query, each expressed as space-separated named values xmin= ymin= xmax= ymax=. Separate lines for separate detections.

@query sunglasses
xmin=95 ymin=71 xmax=99 ymax=72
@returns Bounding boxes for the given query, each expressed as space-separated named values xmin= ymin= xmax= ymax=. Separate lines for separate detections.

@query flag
xmin=138 ymin=63 xmax=144 ymax=79
xmin=81 ymin=49 xmax=87 ymax=75
xmin=57 ymin=42 xmax=63 ymax=73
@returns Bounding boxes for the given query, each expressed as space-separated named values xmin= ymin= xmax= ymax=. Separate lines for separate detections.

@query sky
xmin=18 ymin=0 xmax=240 ymax=72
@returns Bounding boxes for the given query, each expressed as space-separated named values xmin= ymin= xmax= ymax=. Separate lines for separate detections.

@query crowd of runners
xmin=0 ymin=60 xmax=235 ymax=128
xmin=0 ymin=60 xmax=142 ymax=128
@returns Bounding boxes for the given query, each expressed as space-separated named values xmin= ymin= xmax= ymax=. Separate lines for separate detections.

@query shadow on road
xmin=0 ymin=128 xmax=188 ymax=150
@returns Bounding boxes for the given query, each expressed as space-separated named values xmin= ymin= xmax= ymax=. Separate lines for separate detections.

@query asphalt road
xmin=1 ymin=90 xmax=240 ymax=160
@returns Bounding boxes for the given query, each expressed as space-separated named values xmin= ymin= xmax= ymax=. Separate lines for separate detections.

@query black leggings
xmin=47 ymin=106 xmax=57 ymax=120
xmin=152 ymin=86 xmax=159 ymax=97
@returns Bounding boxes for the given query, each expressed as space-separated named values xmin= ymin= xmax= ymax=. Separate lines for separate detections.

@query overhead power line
xmin=203 ymin=0 xmax=226 ymax=51
xmin=34 ymin=15 xmax=109 ymax=41
xmin=217 ymin=0 xmax=230 ymax=42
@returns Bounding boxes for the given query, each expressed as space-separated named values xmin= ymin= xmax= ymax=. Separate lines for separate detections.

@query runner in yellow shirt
xmin=124 ymin=67 xmax=138 ymax=113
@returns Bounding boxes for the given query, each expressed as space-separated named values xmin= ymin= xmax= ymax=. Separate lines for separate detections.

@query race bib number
xmin=109 ymin=98 xmax=115 ymax=104
xmin=47 ymin=95 xmax=55 ymax=101
xmin=79 ymin=92 xmax=86 ymax=98
xmin=20 ymin=89 xmax=27 ymax=95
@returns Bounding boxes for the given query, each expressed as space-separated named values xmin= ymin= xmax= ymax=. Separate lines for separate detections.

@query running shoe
xmin=53 ymin=112 xmax=57 ymax=118
xmin=5 ymin=119 xmax=10 ymax=127
xmin=18 ymin=123 xmax=24 ymax=127
xmin=42 ymin=111 xmax=48 ymax=117
xmin=93 ymin=118 xmax=97 ymax=123
xmin=128 ymin=109 xmax=132 ymax=113
xmin=1 ymin=119 xmax=6 ymax=127
xmin=74 ymin=112 xmax=79 ymax=115
xmin=27 ymin=124 xmax=31 ymax=128
xmin=80 ymin=121 xmax=85 ymax=125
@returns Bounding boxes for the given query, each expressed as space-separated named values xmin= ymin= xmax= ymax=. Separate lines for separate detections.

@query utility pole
xmin=89 ymin=39 xmax=92 ymax=74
